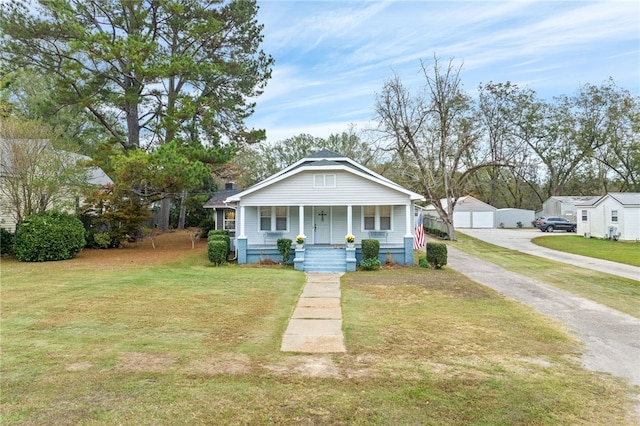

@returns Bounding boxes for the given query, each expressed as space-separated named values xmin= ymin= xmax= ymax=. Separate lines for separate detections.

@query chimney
xmin=225 ymin=182 xmax=237 ymax=190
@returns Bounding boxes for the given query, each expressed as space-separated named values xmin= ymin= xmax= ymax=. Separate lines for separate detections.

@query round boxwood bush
xmin=14 ymin=211 xmax=86 ymax=262
xmin=208 ymin=240 xmax=228 ymax=266
xmin=426 ymin=242 xmax=448 ymax=269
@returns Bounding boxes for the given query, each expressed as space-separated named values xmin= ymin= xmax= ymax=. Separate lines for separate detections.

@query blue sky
xmin=246 ymin=0 xmax=640 ymax=143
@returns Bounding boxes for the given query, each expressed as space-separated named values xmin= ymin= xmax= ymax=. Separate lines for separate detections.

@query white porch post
xmin=239 ymin=205 xmax=246 ymax=238
xmin=299 ymin=205 xmax=305 ymax=237
xmin=405 ymin=203 xmax=413 ymax=237
xmin=347 ymin=204 xmax=353 ymax=235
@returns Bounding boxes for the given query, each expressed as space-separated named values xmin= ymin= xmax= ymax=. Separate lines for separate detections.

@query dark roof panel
xmin=204 ymin=188 xmax=242 ymax=208
xmin=306 ymin=149 xmax=344 ymax=158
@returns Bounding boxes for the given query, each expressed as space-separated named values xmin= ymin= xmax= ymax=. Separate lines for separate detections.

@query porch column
xmin=405 ymin=203 xmax=413 ymax=237
xmin=239 ymin=205 xmax=246 ymax=238
xmin=299 ymin=205 xmax=305 ymax=238
xmin=347 ymin=204 xmax=353 ymax=235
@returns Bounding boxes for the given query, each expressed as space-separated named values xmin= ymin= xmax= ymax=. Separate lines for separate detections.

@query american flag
xmin=413 ymin=212 xmax=425 ymax=249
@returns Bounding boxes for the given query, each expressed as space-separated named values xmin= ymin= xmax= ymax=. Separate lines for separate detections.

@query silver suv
xmin=537 ymin=217 xmax=577 ymax=233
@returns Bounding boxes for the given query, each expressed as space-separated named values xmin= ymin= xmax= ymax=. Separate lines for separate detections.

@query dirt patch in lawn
xmin=188 ymin=353 xmax=253 ymax=376
xmin=68 ymin=230 xmax=208 ymax=269
xmin=117 ymin=352 xmax=175 ymax=372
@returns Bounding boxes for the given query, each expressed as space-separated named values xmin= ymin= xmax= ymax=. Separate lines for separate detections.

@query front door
xmin=314 ymin=206 xmax=331 ymax=245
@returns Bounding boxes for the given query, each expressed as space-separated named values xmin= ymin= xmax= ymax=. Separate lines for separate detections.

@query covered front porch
xmin=233 ymin=204 xmax=416 ymax=272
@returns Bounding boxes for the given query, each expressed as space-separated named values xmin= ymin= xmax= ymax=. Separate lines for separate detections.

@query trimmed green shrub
xmin=360 ymin=258 xmax=381 ymax=271
xmin=426 ymin=242 xmax=447 ymax=269
xmin=208 ymin=229 xmax=229 ymax=238
xmin=208 ymin=234 xmax=230 ymax=254
xmin=208 ymin=230 xmax=230 ymax=251
xmin=277 ymin=238 xmax=293 ymax=263
xmin=14 ymin=211 xmax=85 ymax=262
xmin=361 ymin=239 xmax=380 ymax=260
xmin=1 ymin=227 xmax=14 ymax=255
xmin=207 ymin=240 xmax=227 ymax=266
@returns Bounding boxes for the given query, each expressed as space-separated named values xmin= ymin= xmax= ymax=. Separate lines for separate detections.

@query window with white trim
xmin=224 ymin=210 xmax=236 ymax=230
xmin=260 ymin=207 xmax=271 ymax=231
xmin=611 ymin=210 xmax=618 ymax=223
xmin=363 ymin=206 xmax=375 ymax=230
xmin=313 ymin=174 xmax=336 ymax=188
xmin=379 ymin=205 xmax=391 ymax=230
xmin=259 ymin=206 xmax=289 ymax=231
xmin=581 ymin=210 xmax=587 ymax=221
xmin=362 ymin=205 xmax=392 ymax=231
xmin=275 ymin=206 xmax=287 ymax=231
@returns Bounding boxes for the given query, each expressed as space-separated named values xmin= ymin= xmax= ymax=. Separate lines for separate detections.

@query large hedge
xmin=1 ymin=227 xmax=14 ymax=255
xmin=14 ymin=211 xmax=86 ymax=262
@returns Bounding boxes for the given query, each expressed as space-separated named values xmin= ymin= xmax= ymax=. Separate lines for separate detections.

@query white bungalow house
xmin=576 ymin=192 xmax=640 ymax=241
xmin=224 ymin=149 xmax=425 ymax=272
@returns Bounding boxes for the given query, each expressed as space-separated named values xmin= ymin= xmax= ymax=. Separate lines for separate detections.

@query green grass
xmin=532 ymin=235 xmax=640 ymax=267
xmin=1 ymin=250 xmax=638 ymax=424
xmin=451 ymin=233 xmax=640 ymax=318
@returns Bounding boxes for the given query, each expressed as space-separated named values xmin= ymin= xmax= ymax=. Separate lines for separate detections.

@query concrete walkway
xmin=281 ymin=273 xmax=346 ymax=353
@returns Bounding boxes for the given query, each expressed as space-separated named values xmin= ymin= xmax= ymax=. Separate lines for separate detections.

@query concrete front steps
xmin=303 ymin=247 xmax=346 ymax=273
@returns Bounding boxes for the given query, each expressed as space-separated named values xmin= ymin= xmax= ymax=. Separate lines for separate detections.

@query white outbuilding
xmin=496 ymin=208 xmax=536 ymax=228
xmin=425 ymin=195 xmax=496 ymax=228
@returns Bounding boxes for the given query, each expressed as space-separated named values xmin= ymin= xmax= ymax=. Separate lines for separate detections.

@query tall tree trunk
xmin=159 ymin=194 xmax=171 ymax=232
xmin=178 ymin=191 xmax=187 ymax=230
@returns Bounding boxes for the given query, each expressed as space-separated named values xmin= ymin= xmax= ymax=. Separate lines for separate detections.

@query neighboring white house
xmin=539 ymin=196 xmax=601 ymax=222
xmin=223 ymin=149 xmax=425 ymax=272
xmin=496 ymin=208 xmax=536 ymax=228
xmin=0 ymin=138 xmax=113 ymax=231
xmin=424 ymin=195 xmax=496 ymax=228
xmin=575 ymin=192 xmax=640 ymax=241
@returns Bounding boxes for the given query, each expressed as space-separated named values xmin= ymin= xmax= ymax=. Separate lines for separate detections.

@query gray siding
xmin=240 ymin=170 xmax=409 ymax=206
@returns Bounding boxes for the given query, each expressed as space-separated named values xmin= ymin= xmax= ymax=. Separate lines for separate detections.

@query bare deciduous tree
xmin=375 ymin=57 xmax=501 ymax=240
xmin=0 ymin=117 xmax=88 ymax=226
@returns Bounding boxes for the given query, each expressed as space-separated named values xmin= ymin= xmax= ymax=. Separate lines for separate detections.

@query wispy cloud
xmin=249 ymin=0 xmax=640 ymax=143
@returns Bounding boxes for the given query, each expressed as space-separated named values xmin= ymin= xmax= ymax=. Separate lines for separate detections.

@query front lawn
xmin=532 ymin=235 xmax=640 ymax=267
xmin=1 ymin=232 xmax=637 ymax=424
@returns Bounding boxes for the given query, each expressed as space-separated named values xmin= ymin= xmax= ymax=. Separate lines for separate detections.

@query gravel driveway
xmin=443 ymin=228 xmax=640 ymax=392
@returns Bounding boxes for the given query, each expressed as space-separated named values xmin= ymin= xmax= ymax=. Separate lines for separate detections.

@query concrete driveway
xmin=443 ymin=228 xmax=640 ymax=395
xmin=459 ymin=228 xmax=639 ymax=281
